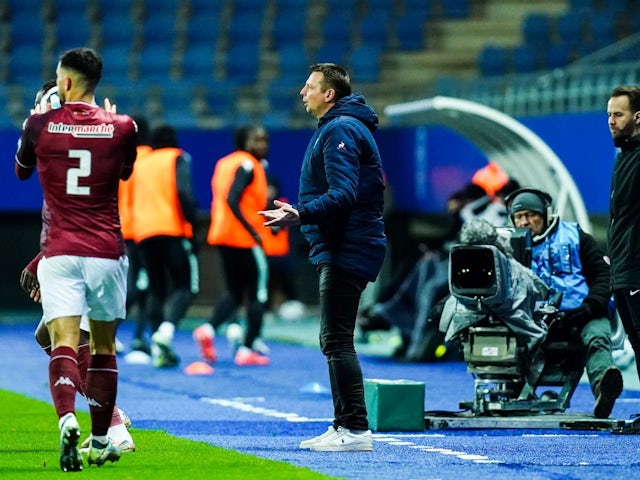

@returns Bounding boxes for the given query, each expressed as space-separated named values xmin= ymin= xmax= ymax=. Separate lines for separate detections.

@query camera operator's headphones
xmin=504 ymin=188 xmax=553 ymax=226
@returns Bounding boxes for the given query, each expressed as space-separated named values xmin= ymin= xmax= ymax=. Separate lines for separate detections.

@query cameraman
xmin=506 ymin=188 xmax=622 ymax=418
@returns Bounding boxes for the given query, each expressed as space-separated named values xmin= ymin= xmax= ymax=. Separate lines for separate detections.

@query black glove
xmin=563 ymin=303 xmax=592 ymax=326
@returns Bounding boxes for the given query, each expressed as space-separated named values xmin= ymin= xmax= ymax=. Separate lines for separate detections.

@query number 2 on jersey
xmin=67 ymin=149 xmax=91 ymax=195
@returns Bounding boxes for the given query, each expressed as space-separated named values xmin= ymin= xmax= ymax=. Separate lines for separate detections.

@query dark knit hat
xmin=508 ymin=191 xmax=547 ymax=216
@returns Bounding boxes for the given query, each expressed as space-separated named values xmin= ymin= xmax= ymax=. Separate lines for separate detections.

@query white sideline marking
xmin=200 ymin=396 xmax=502 ymax=465
xmin=200 ymin=396 xmax=331 ymax=422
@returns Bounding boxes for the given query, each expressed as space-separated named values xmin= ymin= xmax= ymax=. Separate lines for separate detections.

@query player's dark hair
xmin=150 ymin=124 xmax=179 ymax=149
xmin=59 ymin=48 xmax=102 ymax=91
xmin=234 ymin=125 xmax=262 ymax=151
xmin=309 ymin=63 xmax=351 ymax=101
xmin=610 ymin=85 xmax=640 ymax=113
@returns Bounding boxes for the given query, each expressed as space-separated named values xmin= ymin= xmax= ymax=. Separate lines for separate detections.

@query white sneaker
xmin=59 ymin=413 xmax=83 ymax=471
xmin=299 ymin=426 xmax=338 ymax=449
xmin=252 ymin=338 xmax=270 ymax=356
xmin=118 ymin=408 xmax=132 ymax=429
xmin=309 ymin=426 xmax=373 ymax=452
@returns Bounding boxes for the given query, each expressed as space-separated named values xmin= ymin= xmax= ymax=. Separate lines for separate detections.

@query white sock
xmin=157 ymin=321 xmax=175 ymax=341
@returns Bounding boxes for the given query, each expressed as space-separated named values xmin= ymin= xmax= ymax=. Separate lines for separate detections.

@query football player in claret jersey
xmin=14 ymin=47 xmax=137 ymax=471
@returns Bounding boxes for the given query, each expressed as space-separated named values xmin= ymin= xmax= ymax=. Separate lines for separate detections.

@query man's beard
xmin=613 ymin=133 xmax=630 ymax=148
xmin=613 ymin=122 xmax=635 ymax=147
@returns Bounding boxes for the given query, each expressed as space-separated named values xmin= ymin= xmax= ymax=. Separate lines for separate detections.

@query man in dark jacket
xmin=506 ymin=188 xmax=622 ymax=418
xmin=259 ymin=63 xmax=386 ymax=451
xmin=607 ymin=86 xmax=640 ymax=385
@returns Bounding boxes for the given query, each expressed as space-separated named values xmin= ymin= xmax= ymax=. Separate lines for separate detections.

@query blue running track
xmin=2 ymin=317 xmax=640 ymax=480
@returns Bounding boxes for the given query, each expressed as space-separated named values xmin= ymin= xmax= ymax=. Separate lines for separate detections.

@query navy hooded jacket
xmin=297 ymin=93 xmax=387 ymax=282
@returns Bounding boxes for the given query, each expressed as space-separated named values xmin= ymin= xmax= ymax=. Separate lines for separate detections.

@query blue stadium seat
xmin=271 ymin=11 xmax=306 ymax=49
xmin=394 ymin=14 xmax=427 ymax=51
xmin=587 ymin=13 xmax=618 ymax=49
xmin=181 ymin=43 xmax=216 ymax=81
xmin=100 ymin=12 xmax=135 ymax=49
xmin=358 ymin=12 xmax=392 ymax=50
xmin=522 ymin=13 xmax=552 ymax=48
xmin=321 ymin=14 xmax=352 ymax=48
xmin=141 ymin=12 xmax=178 ymax=47
xmin=228 ymin=11 xmax=264 ymax=47
xmin=274 ymin=0 xmax=306 ymax=11
xmin=100 ymin=44 xmax=133 ymax=84
xmin=315 ymin=42 xmax=349 ymax=65
xmin=55 ymin=12 xmax=92 ymax=52
xmin=188 ymin=0 xmax=222 ymax=15
xmin=204 ymin=83 xmax=238 ymax=118
xmin=185 ymin=12 xmax=220 ymax=46
xmin=261 ymin=111 xmax=292 ymax=130
xmin=97 ymin=0 xmax=133 ymax=18
xmin=8 ymin=45 xmax=45 ymax=85
xmin=278 ymin=45 xmax=311 ymax=80
xmin=160 ymin=85 xmax=198 ymax=129
xmin=225 ymin=43 xmax=260 ymax=85
xmin=441 ymin=0 xmax=471 ymax=19
xmin=543 ymin=43 xmax=573 ymax=70
xmin=10 ymin=11 xmax=45 ymax=47
xmin=511 ymin=44 xmax=540 ymax=73
xmin=477 ymin=45 xmax=509 ymax=76
xmin=556 ymin=11 xmax=587 ymax=49
xmin=268 ymin=77 xmax=300 ymax=112
xmin=137 ymin=44 xmax=175 ymax=82
xmin=362 ymin=0 xmax=395 ymax=17
xmin=402 ymin=0 xmax=433 ymax=19
xmin=348 ymin=46 xmax=382 ymax=83
xmin=326 ymin=0 xmax=356 ymax=12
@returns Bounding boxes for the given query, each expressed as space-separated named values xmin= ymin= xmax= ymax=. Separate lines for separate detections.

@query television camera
xmin=444 ymin=227 xmax=587 ymax=416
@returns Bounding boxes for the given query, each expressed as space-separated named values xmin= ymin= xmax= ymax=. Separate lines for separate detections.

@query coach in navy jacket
xmin=260 ymin=63 xmax=386 ymax=451
xmin=297 ymin=91 xmax=386 ymax=281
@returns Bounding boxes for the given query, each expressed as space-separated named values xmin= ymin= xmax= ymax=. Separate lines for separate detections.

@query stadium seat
xmin=477 ymin=45 xmax=510 ymax=76
xmin=394 ymin=14 xmax=427 ymax=51
xmin=511 ymin=44 xmax=540 ymax=73
xmin=268 ymin=77 xmax=300 ymax=113
xmin=185 ymin=12 xmax=220 ymax=46
xmin=225 ymin=43 xmax=260 ymax=85
xmin=362 ymin=0 xmax=395 ymax=17
xmin=587 ymin=13 xmax=618 ymax=49
xmin=261 ymin=111 xmax=292 ymax=130
xmin=100 ymin=12 xmax=136 ymax=50
xmin=278 ymin=45 xmax=311 ymax=80
xmin=9 ymin=11 xmax=45 ymax=48
xmin=543 ymin=43 xmax=573 ymax=70
xmin=8 ymin=45 xmax=45 ymax=85
xmin=556 ymin=11 xmax=587 ymax=49
xmin=228 ymin=11 xmax=264 ymax=47
xmin=100 ymin=44 xmax=134 ymax=84
xmin=181 ymin=43 xmax=216 ymax=81
xmin=522 ymin=13 xmax=552 ymax=48
xmin=141 ymin=12 xmax=178 ymax=47
xmin=187 ymin=0 xmax=222 ymax=19
xmin=315 ymin=42 xmax=349 ymax=65
xmin=402 ymin=0 xmax=433 ymax=19
xmin=136 ymin=44 xmax=175 ymax=82
xmin=358 ymin=12 xmax=393 ymax=50
xmin=320 ymin=14 xmax=352 ymax=48
xmin=55 ymin=12 xmax=93 ymax=52
xmin=441 ymin=0 xmax=471 ymax=19
xmin=204 ymin=83 xmax=238 ymax=119
xmin=348 ymin=46 xmax=382 ymax=83
xmin=271 ymin=11 xmax=306 ymax=49
xmin=160 ymin=84 xmax=198 ymax=129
